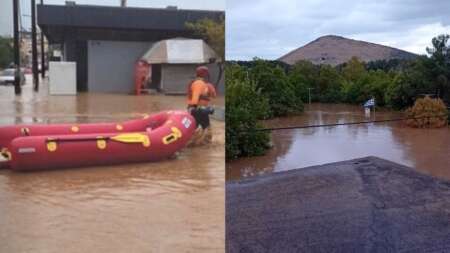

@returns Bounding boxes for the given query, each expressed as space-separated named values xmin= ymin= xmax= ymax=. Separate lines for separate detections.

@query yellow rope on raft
xmin=110 ymin=133 xmax=150 ymax=147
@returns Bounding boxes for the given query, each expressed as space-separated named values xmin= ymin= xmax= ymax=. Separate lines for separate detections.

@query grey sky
xmin=0 ymin=0 xmax=225 ymax=36
xmin=227 ymin=0 xmax=450 ymax=60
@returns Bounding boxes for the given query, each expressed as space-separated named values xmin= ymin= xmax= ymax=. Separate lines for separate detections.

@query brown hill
xmin=278 ymin=35 xmax=418 ymax=65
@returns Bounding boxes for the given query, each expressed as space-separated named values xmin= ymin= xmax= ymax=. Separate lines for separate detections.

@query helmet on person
xmin=196 ymin=66 xmax=209 ymax=80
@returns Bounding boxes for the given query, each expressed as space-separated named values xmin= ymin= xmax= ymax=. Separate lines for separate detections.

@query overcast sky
xmin=227 ymin=0 xmax=450 ymax=60
xmin=0 ymin=0 xmax=224 ymax=36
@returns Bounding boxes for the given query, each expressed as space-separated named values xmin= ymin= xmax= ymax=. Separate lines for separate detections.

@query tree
xmin=384 ymin=72 xmax=415 ymax=109
xmin=0 ymin=36 xmax=13 ymax=69
xmin=360 ymin=70 xmax=393 ymax=106
xmin=340 ymin=57 xmax=368 ymax=104
xmin=342 ymin=57 xmax=366 ymax=82
xmin=426 ymin=34 xmax=450 ymax=101
xmin=250 ymin=59 xmax=303 ymax=117
xmin=426 ymin=34 xmax=450 ymax=60
xmin=289 ymin=60 xmax=318 ymax=102
xmin=366 ymin=58 xmax=410 ymax=72
xmin=316 ymin=65 xmax=342 ymax=102
xmin=226 ymin=64 xmax=271 ymax=159
xmin=186 ymin=18 xmax=225 ymax=87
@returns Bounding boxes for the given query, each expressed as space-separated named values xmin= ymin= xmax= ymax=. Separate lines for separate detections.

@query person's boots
xmin=187 ymin=127 xmax=203 ymax=147
xmin=187 ymin=127 xmax=213 ymax=146
xmin=202 ymin=127 xmax=213 ymax=145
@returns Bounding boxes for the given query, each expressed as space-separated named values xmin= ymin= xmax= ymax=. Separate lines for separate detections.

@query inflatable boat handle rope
xmin=45 ymin=133 xmax=149 ymax=144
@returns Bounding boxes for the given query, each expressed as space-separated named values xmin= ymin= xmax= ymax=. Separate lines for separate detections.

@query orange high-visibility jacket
xmin=187 ymin=79 xmax=210 ymax=107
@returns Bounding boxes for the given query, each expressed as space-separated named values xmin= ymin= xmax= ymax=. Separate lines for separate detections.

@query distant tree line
xmin=227 ymin=60 xmax=291 ymax=72
xmin=226 ymin=34 xmax=450 ymax=160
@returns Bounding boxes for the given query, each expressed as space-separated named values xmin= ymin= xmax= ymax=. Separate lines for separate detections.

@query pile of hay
xmin=406 ymin=97 xmax=448 ymax=128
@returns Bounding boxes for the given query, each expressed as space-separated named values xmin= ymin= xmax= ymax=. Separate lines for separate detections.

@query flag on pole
xmin=364 ymin=98 xmax=375 ymax=108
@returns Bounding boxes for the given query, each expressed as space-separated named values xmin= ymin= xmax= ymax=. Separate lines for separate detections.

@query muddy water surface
xmin=0 ymin=77 xmax=224 ymax=253
xmin=227 ymin=103 xmax=450 ymax=181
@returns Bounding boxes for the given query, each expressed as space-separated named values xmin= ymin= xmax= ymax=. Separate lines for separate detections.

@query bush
xmin=289 ymin=60 xmax=318 ymax=102
xmin=226 ymin=65 xmax=271 ymax=159
xmin=341 ymin=79 xmax=361 ymax=103
xmin=384 ymin=73 xmax=414 ymax=109
xmin=405 ymin=97 xmax=448 ymax=128
xmin=316 ymin=65 xmax=343 ymax=102
xmin=225 ymin=60 xmax=305 ymax=160
xmin=0 ymin=36 xmax=13 ymax=69
xmin=360 ymin=70 xmax=393 ymax=106
xmin=250 ymin=59 xmax=303 ymax=117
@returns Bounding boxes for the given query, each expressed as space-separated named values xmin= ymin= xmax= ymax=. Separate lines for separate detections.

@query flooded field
xmin=227 ymin=103 xmax=450 ymax=181
xmin=0 ymin=77 xmax=224 ymax=253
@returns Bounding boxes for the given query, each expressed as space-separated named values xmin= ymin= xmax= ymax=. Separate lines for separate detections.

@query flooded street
xmin=0 ymin=77 xmax=224 ymax=253
xmin=227 ymin=103 xmax=450 ymax=181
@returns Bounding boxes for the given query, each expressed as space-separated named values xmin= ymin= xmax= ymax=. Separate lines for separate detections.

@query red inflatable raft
xmin=0 ymin=110 xmax=196 ymax=171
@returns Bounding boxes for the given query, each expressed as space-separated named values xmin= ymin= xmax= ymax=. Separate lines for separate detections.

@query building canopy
xmin=140 ymin=38 xmax=219 ymax=64
xmin=38 ymin=4 xmax=224 ymax=43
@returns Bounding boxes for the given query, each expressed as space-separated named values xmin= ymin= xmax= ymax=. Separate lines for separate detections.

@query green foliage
xmin=383 ymin=42 xmax=450 ymax=109
xmin=288 ymin=60 xmax=318 ymax=102
xmin=0 ymin=36 xmax=13 ymax=69
xmin=363 ymin=70 xmax=392 ymax=106
xmin=316 ymin=65 xmax=343 ymax=102
xmin=339 ymin=57 xmax=366 ymax=103
xmin=185 ymin=18 xmax=225 ymax=60
xmin=225 ymin=60 xmax=305 ymax=160
xmin=343 ymin=69 xmax=392 ymax=106
xmin=341 ymin=79 xmax=363 ymax=103
xmin=186 ymin=18 xmax=225 ymax=86
xmin=426 ymin=34 xmax=450 ymax=101
xmin=227 ymin=60 xmax=291 ymax=72
xmin=366 ymin=58 xmax=409 ymax=72
xmin=384 ymin=73 xmax=413 ymax=109
xmin=426 ymin=34 xmax=450 ymax=60
xmin=226 ymin=64 xmax=271 ymax=159
xmin=342 ymin=57 xmax=366 ymax=82
xmin=249 ymin=59 xmax=304 ymax=117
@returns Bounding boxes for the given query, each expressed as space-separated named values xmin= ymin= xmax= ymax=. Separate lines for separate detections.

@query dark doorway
xmin=149 ymin=64 xmax=162 ymax=91
xmin=76 ymin=41 xmax=88 ymax=92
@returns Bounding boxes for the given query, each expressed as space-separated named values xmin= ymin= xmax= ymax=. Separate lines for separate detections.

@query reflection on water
xmin=227 ymin=103 xmax=450 ymax=181
xmin=0 ymin=78 xmax=224 ymax=253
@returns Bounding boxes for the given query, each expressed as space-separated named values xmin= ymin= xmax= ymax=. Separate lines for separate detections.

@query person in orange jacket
xmin=187 ymin=66 xmax=215 ymax=145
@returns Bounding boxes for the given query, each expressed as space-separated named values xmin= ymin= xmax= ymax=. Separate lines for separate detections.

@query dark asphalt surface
xmin=226 ymin=157 xmax=450 ymax=253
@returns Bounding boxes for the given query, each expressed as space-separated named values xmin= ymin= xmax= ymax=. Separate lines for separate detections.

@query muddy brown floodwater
xmin=227 ymin=103 xmax=450 ymax=181
xmin=0 ymin=76 xmax=224 ymax=253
